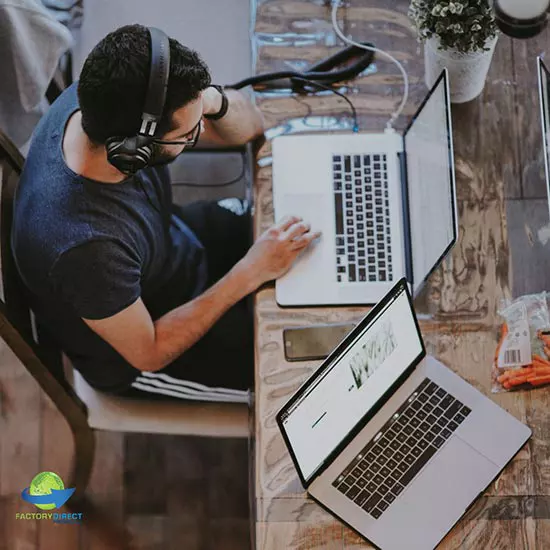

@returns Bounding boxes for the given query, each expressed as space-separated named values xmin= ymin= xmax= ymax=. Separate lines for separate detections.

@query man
xmin=12 ymin=24 xmax=319 ymax=402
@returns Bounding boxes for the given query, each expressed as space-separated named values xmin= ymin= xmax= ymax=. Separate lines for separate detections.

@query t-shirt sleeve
xmin=49 ymin=239 xmax=142 ymax=320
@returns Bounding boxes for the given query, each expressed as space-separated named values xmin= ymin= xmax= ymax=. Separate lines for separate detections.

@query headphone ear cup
xmin=105 ymin=135 xmax=154 ymax=175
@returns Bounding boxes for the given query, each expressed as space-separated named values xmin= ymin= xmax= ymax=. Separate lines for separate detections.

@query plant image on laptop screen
xmin=349 ymin=321 xmax=397 ymax=389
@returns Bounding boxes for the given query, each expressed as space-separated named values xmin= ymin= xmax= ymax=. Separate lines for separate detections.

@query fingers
xmin=272 ymin=216 xmax=321 ymax=249
xmin=277 ymin=215 xmax=301 ymax=232
xmin=283 ymin=220 xmax=311 ymax=241
xmin=290 ymin=231 xmax=322 ymax=250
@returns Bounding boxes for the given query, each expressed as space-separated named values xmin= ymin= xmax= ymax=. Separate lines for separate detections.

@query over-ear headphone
xmin=105 ymin=27 xmax=170 ymax=175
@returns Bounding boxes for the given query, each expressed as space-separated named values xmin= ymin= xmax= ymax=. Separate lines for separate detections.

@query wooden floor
xmin=0 ymin=358 xmax=252 ymax=550
xmin=3 ymin=1 xmax=550 ymax=550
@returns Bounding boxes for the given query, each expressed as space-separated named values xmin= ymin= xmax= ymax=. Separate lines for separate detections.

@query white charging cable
xmin=331 ymin=0 xmax=409 ymax=129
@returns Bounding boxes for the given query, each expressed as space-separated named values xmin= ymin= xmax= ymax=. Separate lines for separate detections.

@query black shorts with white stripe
xmin=122 ymin=198 xmax=254 ymax=402
xmin=131 ymin=372 xmax=250 ymax=403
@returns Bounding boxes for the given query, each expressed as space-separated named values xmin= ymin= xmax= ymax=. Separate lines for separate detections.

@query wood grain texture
xmin=481 ymin=36 xmax=521 ymax=200
xmin=258 ymin=505 xmax=550 ymax=550
xmin=0 ymin=345 xmax=41 ymax=550
xmin=440 ymin=518 xmax=538 ymax=549
xmin=465 ymin=496 xmax=550 ymax=520
xmin=124 ymin=434 xmax=167 ymax=516
xmin=164 ymin=433 xmax=210 ymax=547
xmin=252 ymin=0 xmax=550 ymax=548
xmin=126 ymin=515 xmax=166 ymax=550
xmin=80 ymin=431 xmax=126 ymax=550
xmin=506 ymin=198 xmax=550 ymax=297
xmin=205 ymin=518 xmax=251 ymax=550
xmin=37 ymin=395 xmax=79 ymax=550
xmin=257 ymin=520 xmax=344 ymax=550
xmin=511 ymin=25 xmax=550 ymax=200
xmin=419 ymin=99 xmax=511 ymax=325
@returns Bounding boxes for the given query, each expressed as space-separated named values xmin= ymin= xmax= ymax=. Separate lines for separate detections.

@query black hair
xmin=78 ymin=24 xmax=211 ymax=144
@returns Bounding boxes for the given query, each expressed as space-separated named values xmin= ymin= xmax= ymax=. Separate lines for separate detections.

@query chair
xmin=0 ymin=130 xmax=251 ymax=501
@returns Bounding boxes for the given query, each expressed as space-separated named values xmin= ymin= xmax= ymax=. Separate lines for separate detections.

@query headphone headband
xmin=140 ymin=27 xmax=170 ymax=136
xmin=106 ymin=27 xmax=170 ymax=174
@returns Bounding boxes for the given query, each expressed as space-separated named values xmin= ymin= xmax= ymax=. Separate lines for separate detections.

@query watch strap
xmin=204 ymin=85 xmax=229 ymax=120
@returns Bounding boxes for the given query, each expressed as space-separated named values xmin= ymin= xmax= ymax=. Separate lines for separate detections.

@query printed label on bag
xmin=498 ymin=302 xmax=531 ymax=368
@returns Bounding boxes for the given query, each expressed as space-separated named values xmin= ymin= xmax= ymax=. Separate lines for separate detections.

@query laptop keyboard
xmin=332 ymin=378 xmax=471 ymax=520
xmin=332 ymin=154 xmax=393 ymax=284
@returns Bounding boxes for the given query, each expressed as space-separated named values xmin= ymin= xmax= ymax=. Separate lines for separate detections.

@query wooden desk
xmin=252 ymin=1 xmax=550 ymax=548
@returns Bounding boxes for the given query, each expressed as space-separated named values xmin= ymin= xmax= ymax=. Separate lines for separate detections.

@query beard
xmin=147 ymin=142 xmax=182 ymax=167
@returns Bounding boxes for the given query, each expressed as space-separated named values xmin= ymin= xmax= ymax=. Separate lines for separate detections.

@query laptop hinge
xmin=398 ymin=149 xmax=413 ymax=285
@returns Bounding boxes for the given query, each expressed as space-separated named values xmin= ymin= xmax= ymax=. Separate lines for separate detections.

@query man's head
xmin=78 ymin=24 xmax=211 ymax=164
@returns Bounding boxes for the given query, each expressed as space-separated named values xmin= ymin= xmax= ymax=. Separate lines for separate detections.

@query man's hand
xmin=240 ymin=216 xmax=321 ymax=288
xmin=82 ymin=216 xmax=318 ymax=372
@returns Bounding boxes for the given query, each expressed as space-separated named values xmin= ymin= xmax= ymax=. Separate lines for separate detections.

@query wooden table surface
xmin=252 ymin=1 xmax=550 ymax=548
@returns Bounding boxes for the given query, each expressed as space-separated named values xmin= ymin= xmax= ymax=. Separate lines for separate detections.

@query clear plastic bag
xmin=491 ymin=292 xmax=550 ymax=392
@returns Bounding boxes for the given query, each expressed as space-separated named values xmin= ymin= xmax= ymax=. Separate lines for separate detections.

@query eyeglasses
xmin=153 ymin=118 xmax=202 ymax=148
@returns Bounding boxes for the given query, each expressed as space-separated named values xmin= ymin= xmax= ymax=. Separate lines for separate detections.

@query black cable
xmin=291 ymin=77 xmax=358 ymax=132
xmin=293 ymin=94 xmax=314 ymax=126
xmin=167 ymin=44 xmax=374 ymax=186
xmin=170 ymin=151 xmax=247 ymax=188
xmin=226 ymin=43 xmax=376 ymax=91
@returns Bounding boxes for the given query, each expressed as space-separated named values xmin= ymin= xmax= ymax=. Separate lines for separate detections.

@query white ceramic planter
xmin=424 ymin=35 xmax=498 ymax=103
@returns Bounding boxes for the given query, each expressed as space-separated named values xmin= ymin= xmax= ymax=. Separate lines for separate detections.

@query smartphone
xmin=283 ymin=323 xmax=356 ymax=362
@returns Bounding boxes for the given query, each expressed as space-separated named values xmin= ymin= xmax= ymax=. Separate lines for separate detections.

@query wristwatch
xmin=204 ymin=85 xmax=229 ymax=120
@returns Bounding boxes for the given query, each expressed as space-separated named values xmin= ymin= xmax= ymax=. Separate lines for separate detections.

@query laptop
xmin=276 ymin=278 xmax=531 ymax=550
xmin=538 ymin=56 xmax=550 ymax=218
xmin=272 ymin=69 xmax=457 ymax=306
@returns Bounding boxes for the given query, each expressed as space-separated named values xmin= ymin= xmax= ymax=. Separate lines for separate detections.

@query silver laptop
xmin=272 ymin=69 xmax=457 ymax=306
xmin=277 ymin=279 xmax=531 ymax=550
xmin=538 ymin=56 xmax=550 ymax=218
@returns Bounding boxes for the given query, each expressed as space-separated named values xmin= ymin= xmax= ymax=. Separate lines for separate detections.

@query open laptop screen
xmin=403 ymin=70 xmax=457 ymax=295
xmin=538 ymin=56 xmax=550 ymax=218
xmin=279 ymin=282 xmax=423 ymax=483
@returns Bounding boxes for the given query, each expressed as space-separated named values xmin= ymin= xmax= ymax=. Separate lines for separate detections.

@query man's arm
xmin=83 ymin=216 xmax=320 ymax=372
xmin=83 ymin=259 xmax=255 ymax=372
xmin=198 ymin=87 xmax=265 ymax=147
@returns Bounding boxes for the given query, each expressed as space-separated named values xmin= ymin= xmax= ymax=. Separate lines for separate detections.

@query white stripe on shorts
xmin=140 ymin=371 xmax=249 ymax=396
xmin=217 ymin=198 xmax=248 ymax=216
xmin=131 ymin=372 xmax=250 ymax=403
xmin=131 ymin=380 xmax=247 ymax=402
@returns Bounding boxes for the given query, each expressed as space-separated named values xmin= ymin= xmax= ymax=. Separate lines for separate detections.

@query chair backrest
xmin=0 ymin=129 xmax=89 ymax=421
xmin=0 ymin=132 xmax=31 ymax=332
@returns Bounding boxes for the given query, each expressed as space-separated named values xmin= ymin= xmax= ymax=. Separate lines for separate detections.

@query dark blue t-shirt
xmin=12 ymin=83 xmax=208 ymax=391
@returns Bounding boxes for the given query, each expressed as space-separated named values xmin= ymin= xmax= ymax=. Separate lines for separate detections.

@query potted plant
xmin=409 ymin=0 xmax=499 ymax=103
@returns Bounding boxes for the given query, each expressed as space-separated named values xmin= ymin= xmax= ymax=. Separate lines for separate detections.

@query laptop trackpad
xmin=371 ymin=436 xmax=497 ymax=550
xmin=276 ymin=193 xmax=327 ymax=233
xmin=275 ymin=193 xmax=329 ymax=278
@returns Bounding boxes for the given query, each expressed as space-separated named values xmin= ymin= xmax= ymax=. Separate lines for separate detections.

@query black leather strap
xmin=204 ymin=85 xmax=229 ymax=120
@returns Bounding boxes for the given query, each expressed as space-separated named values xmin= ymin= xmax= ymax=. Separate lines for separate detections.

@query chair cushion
xmin=71 ymin=369 xmax=251 ymax=438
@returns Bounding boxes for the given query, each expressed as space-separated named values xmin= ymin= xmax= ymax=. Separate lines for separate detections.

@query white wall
xmin=72 ymin=0 xmax=253 ymax=85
